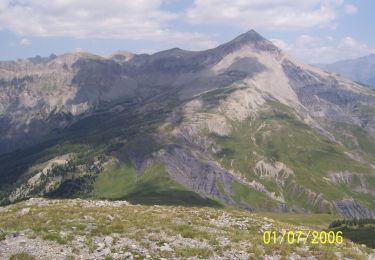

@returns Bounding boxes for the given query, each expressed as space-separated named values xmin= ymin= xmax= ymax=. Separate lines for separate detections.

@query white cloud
xmin=0 ymin=0 xmax=216 ymax=50
xmin=269 ymin=38 xmax=289 ymax=50
xmin=20 ymin=38 xmax=31 ymax=45
xmin=186 ymin=0 xmax=345 ymax=30
xmin=344 ymin=4 xmax=358 ymax=15
xmin=271 ymin=35 xmax=375 ymax=64
xmin=295 ymin=35 xmax=321 ymax=47
xmin=0 ymin=0 xmax=367 ymax=56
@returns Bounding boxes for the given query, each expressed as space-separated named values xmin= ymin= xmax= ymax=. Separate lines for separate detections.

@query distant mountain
xmin=318 ymin=54 xmax=375 ymax=89
xmin=1 ymin=30 xmax=375 ymax=219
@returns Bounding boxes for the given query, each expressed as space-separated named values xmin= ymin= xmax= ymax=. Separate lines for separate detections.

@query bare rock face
xmin=160 ymin=144 xmax=237 ymax=206
xmin=282 ymin=59 xmax=375 ymax=133
xmin=329 ymin=171 xmax=375 ymax=196
xmin=334 ymin=199 xmax=375 ymax=219
xmin=0 ymin=53 xmax=138 ymax=154
xmin=254 ymin=160 xmax=294 ymax=179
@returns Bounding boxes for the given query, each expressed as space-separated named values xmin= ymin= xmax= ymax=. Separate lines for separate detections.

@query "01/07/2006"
xmin=263 ymin=230 xmax=343 ymax=245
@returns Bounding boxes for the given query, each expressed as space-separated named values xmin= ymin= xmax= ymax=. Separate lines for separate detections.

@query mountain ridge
xmin=1 ymin=30 xmax=375 ymax=219
xmin=317 ymin=53 xmax=375 ymax=89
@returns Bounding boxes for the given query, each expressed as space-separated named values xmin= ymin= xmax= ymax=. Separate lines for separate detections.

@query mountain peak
xmin=233 ymin=29 xmax=266 ymax=43
xmin=218 ymin=29 xmax=280 ymax=54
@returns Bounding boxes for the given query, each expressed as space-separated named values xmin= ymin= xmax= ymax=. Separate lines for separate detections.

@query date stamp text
xmin=263 ymin=230 xmax=343 ymax=245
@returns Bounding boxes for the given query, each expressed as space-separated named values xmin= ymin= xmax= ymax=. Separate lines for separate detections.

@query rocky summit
xmin=1 ymin=30 xmax=375 ymax=220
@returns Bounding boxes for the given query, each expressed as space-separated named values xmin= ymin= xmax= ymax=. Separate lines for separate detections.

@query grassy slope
xmin=330 ymin=122 xmax=375 ymax=162
xmin=209 ymin=101 xmax=375 ymax=212
xmin=93 ymin=163 xmax=136 ymax=199
xmin=231 ymin=182 xmax=279 ymax=210
xmin=93 ymin=162 xmax=222 ymax=207
xmin=0 ymin=199 xmax=373 ymax=259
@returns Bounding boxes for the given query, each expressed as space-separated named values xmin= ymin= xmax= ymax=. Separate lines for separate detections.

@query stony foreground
xmin=0 ymin=198 xmax=374 ymax=259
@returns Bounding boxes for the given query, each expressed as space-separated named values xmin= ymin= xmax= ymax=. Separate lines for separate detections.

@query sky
xmin=0 ymin=0 xmax=374 ymax=64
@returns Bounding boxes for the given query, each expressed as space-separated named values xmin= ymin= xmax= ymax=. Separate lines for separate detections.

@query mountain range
xmin=1 ymin=30 xmax=375 ymax=219
xmin=318 ymin=54 xmax=375 ymax=89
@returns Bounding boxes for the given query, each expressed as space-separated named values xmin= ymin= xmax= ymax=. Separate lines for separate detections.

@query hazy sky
xmin=0 ymin=0 xmax=374 ymax=63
